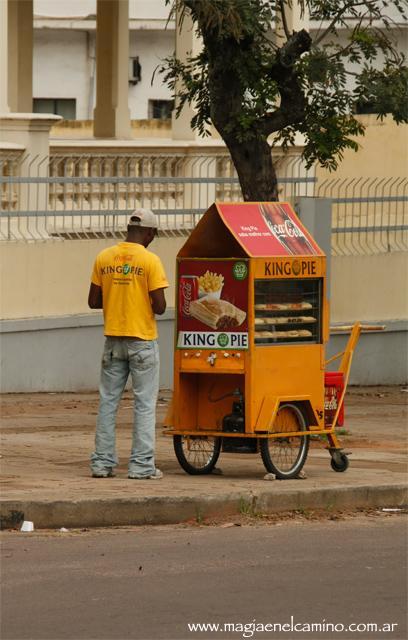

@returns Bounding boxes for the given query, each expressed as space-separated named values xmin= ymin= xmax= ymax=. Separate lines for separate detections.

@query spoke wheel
xmin=173 ymin=435 xmax=221 ymax=475
xmin=260 ymin=404 xmax=309 ymax=479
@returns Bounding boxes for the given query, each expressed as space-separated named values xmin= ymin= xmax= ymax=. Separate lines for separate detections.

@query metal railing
xmin=0 ymin=151 xmax=315 ymax=241
xmin=317 ymin=176 xmax=408 ymax=255
xmin=1 ymin=150 xmax=407 ymax=254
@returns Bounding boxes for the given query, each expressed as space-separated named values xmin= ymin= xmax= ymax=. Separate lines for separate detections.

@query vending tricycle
xmin=165 ymin=202 xmax=360 ymax=478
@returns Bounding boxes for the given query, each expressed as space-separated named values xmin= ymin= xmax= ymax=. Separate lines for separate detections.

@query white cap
xmin=128 ymin=208 xmax=158 ymax=230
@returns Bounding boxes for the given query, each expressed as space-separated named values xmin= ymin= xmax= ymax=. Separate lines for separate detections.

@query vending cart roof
xmin=178 ymin=202 xmax=324 ymax=258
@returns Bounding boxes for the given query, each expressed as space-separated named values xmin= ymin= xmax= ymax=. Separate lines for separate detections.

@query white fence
xmin=0 ymin=151 xmax=314 ymax=240
xmin=317 ymin=176 xmax=408 ymax=255
xmin=1 ymin=150 xmax=407 ymax=254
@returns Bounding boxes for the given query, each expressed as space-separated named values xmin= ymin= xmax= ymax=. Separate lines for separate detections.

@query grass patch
xmin=336 ymin=428 xmax=352 ymax=436
xmin=195 ymin=507 xmax=204 ymax=525
xmin=238 ymin=496 xmax=264 ymax=519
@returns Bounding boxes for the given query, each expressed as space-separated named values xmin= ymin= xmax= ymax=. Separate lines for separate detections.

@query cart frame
xmin=165 ymin=323 xmax=365 ymax=475
xmin=164 ymin=202 xmax=376 ymax=477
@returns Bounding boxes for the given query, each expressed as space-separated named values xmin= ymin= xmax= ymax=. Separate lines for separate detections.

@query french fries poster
xmin=177 ymin=259 xmax=249 ymax=349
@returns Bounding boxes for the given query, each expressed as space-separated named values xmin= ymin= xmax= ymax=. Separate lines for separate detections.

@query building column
xmin=0 ymin=0 xmax=9 ymax=112
xmin=7 ymin=0 xmax=33 ymax=113
xmin=285 ymin=4 xmax=310 ymax=32
xmin=275 ymin=4 xmax=310 ymax=45
xmin=295 ymin=197 xmax=332 ymax=299
xmin=93 ymin=0 xmax=131 ymax=139
xmin=172 ymin=9 xmax=203 ymax=140
xmin=0 ymin=114 xmax=61 ymax=223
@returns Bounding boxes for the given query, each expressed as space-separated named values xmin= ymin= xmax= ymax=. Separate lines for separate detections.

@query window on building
xmin=355 ymin=99 xmax=378 ymax=115
xmin=148 ymin=99 xmax=174 ymax=120
xmin=129 ymin=57 xmax=142 ymax=85
xmin=33 ymin=98 xmax=77 ymax=120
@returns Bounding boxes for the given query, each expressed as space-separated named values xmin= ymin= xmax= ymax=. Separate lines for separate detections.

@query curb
xmin=1 ymin=484 xmax=407 ymax=529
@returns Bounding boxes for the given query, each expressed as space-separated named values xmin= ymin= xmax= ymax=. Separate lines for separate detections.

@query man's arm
xmin=150 ymin=288 xmax=166 ymax=315
xmin=88 ymin=283 xmax=103 ymax=309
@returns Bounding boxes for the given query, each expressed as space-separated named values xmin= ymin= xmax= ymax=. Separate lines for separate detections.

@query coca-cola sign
xmin=217 ymin=202 xmax=323 ymax=257
xmin=179 ymin=276 xmax=198 ymax=317
xmin=270 ymin=219 xmax=305 ymax=240
xmin=260 ymin=203 xmax=317 ymax=255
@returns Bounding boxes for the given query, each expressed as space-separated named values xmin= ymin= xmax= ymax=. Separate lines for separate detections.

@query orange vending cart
xmin=165 ymin=202 xmax=352 ymax=478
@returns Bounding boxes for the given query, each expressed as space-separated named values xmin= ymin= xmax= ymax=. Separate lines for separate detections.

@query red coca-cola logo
xmin=181 ymin=281 xmax=193 ymax=314
xmin=260 ymin=203 xmax=318 ymax=255
xmin=270 ymin=220 xmax=304 ymax=239
xmin=325 ymin=387 xmax=338 ymax=411
xmin=179 ymin=276 xmax=198 ymax=316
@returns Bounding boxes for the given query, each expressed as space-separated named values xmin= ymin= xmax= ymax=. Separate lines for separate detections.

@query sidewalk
xmin=1 ymin=387 xmax=407 ymax=529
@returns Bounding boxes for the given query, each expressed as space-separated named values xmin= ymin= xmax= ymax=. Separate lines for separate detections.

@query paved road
xmin=1 ymin=516 xmax=407 ymax=640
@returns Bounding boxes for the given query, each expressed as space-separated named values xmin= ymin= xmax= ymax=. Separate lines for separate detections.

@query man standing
xmin=88 ymin=209 xmax=169 ymax=479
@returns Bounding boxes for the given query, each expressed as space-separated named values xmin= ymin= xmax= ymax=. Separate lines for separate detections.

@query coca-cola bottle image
xmin=179 ymin=275 xmax=199 ymax=317
xmin=260 ymin=203 xmax=317 ymax=255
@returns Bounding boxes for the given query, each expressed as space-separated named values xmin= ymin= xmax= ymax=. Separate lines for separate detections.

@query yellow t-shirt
xmin=91 ymin=242 xmax=169 ymax=339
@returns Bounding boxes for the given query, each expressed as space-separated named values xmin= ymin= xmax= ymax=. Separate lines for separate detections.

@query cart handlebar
xmin=330 ymin=324 xmax=386 ymax=333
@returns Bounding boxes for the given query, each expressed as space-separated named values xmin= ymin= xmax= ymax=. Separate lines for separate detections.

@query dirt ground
xmin=1 ymin=386 xmax=407 ymax=502
xmin=2 ymin=385 xmax=406 ymax=448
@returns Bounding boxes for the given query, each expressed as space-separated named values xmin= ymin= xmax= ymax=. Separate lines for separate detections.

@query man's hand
xmin=88 ymin=283 xmax=103 ymax=309
xmin=150 ymin=288 xmax=166 ymax=315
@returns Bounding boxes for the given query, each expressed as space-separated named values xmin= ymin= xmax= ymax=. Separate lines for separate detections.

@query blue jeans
xmin=91 ymin=337 xmax=160 ymax=476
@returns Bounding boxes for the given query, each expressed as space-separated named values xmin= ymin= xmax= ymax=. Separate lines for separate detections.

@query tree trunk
xmin=225 ymin=136 xmax=279 ymax=201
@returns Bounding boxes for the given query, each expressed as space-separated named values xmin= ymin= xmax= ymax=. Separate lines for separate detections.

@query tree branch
xmin=313 ymin=1 xmax=370 ymax=46
xmin=261 ymin=30 xmax=312 ymax=135
xmin=278 ymin=0 xmax=291 ymax=40
xmin=326 ymin=13 xmax=370 ymax=59
xmin=272 ymin=28 xmax=312 ymax=69
xmin=261 ymin=107 xmax=294 ymax=135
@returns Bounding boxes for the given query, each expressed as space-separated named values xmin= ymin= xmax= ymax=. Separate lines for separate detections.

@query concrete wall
xmin=0 ymin=312 xmax=175 ymax=392
xmin=34 ymin=1 xmax=169 ymax=20
xmin=1 ymin=239 xmax=407 ymax=391
xmin=1 ymin=238 xmax=406 ymax=324
xmin=1 ymin=239 xmax=407 ymax=390
xmin=1 ymin=314 xmax=406 ymax=392
xmin=326 ymin=322 xmax=407 ymax=386
xmin=50 ymin=119 xmax=172 ymax=140
xmin=129 ymin=30 xmax=174 ymax=119
xmin=0 ymin=236 xmax=187 ymax=320
xmin=315 ymin=115 xmax=408 ymax=183
xmin=33 ymin=30 xmax=91 ymax=119
xmin=33 ymin=23 xmax=174 ymax=120
xmin=331 ymin=253 xmax=408 ymax=323
xmin=35 ymin=0 xmax=97 ymax=17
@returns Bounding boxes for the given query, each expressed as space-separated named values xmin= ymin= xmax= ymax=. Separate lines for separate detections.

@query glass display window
xmin=254 ymin=279 xmax=322 ymax=345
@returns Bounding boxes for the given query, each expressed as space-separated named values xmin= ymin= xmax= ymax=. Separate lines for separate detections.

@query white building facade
xmin=33 ymin=0 xmax=175 ymax=121
xmin=32 ymin=0 xmax=407 ymax=123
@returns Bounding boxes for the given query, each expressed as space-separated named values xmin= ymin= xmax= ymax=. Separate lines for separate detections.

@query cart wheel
xmin=173 ymin=435 xmax=221 ymax=475
xmin=260 ymin=404 xmax=309 ymax=479
xmin=330 ymin=452 xmax=349 ymax=472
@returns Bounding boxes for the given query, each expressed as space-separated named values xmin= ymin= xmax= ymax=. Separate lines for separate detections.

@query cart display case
xmin=254 ymin=278 xmax=322 ymax=345
xmin=165 ymin=202 xmax=357 ymax=478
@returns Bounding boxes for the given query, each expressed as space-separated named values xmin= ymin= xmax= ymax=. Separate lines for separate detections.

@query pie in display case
xmin=254 ymin=278 xmax=322 ymax=344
